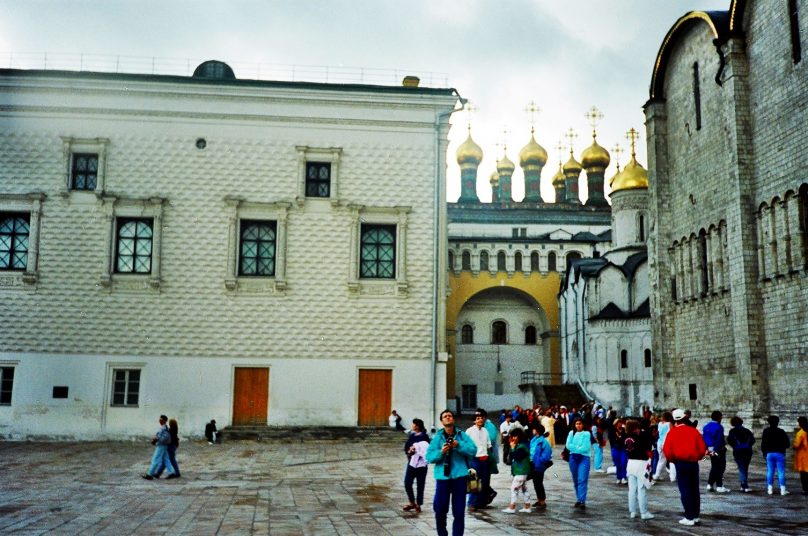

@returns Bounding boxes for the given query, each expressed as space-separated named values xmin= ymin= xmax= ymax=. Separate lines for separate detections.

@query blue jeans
xmin=434 ymin=477 xmax=467 ymax=536
xmin=592 ymin=443 xmax=603 ymax=470
xmin=674 ymin=461 xmax=700 ymax=520
xmin=611 ymin=448 xmax=627 ymax=480
xmin=148 ymin=445 xmax=174 ymax=477
xmin=734 ymin=450 xmax=752 ymax=489
xmin=766 ymin=452 xmax=786 ymax=487
xmin=568 ymin=453 xmax=590 ymax=503
xmin=467 ymin=457 xmax=490 ymax=508
xmin=155 ymin=444 xmax=180 ymax=477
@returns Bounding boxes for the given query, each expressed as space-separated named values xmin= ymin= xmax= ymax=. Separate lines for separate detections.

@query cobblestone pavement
xmin=1 ymin=436 xmax=806 ymax=535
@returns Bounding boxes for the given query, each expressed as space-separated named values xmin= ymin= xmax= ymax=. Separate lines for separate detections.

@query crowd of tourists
xmin=399 ymin=404 xmax=808 ymax=536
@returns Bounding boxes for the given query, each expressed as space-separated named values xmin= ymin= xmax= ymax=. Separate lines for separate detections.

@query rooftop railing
xmin=1 ymin=52 xmax=450 ymax=88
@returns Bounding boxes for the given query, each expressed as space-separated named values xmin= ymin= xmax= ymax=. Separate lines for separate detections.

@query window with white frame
xmin=223 ymin=197 xmax=289 ymax=292
xmin=0 ymin=193 xmax=44 ymax=286
xmin=111 ymin=368 xmax=140 ymax=407
xmin=296 ymin=146 xmax=342 ymax=205
xmin=0 ymin=366 xmax=15 ymax=405
xmin=99 ymin=196 xmax=165 ymax=289
xmin=348 ymin=206 xmax=409 ymax=295
xmin=61 ymin=137 xmax=109 ymax=194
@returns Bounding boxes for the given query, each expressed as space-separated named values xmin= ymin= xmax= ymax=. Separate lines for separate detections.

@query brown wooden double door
xmin=357 ymin=369 xmax=392 ymax=426
xmin=232 ymin=367 xmax=269 ymax=425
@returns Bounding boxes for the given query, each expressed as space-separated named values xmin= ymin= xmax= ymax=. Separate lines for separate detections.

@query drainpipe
xmin=431 ymin=94 xmax=465 ymax=433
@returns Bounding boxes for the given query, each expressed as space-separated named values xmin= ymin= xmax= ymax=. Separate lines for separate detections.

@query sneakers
xmin=620 ymin=478 xmax=628 ymax=485
xmin=502 ymin=507 xmax=517 ymax=514
xmin=706 ymin=484 xmax=715 ymax=492
xmin=140 ymin=474 xmax=154 ymax=480
xmin=678 ymin=518 xmax=696 ymax=526
xmin=781 ymin=488 xmax=790 ymax=496
xmin=768 ymin=485 xmax=774 ymax=495
xmin=519 ymin=507 xmax=532 ymax=513
xmin=742 ymin=487 xmax=752 ymax=493
xmin=715 ymin=486 xmax=730 ymax=493
xmin=629 ymin=512 xmax=637 ymax=519
xmin=595 ymin=468 xmax=606 ymax=473
xmin=641 ymin=512 xmax=655 ymax=520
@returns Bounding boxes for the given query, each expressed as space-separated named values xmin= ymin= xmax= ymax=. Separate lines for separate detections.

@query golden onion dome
xmin=552 ymin=163 xmax=565 ymax=186
xmin=562 ymin=153 xmax=583 ymax=175
xmin=608 ymin=167 xmax=623 ymax=188
xmin=611 ymin=156 xmax=649 ymax=192
xmin=489 ymin=171 xmax=500 ymax=187
xmin=497 ymin=153 xmax=515 ymax=174
xmin=456 ymin=132 xmax=483 ymax=166
xmin=519 ymin=134 xmax=548 ymax=167
xmin=581 ymin=138 xmax=610 ymax=170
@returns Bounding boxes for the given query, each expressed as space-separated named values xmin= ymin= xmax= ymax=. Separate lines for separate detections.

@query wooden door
xmin=357 ymin=369 xmax=392 ymax=426
xmin=232 ymin=367 xmax=269 ymax=425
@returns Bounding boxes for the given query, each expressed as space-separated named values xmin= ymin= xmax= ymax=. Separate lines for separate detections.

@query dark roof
xmin=622 ymin=251 xmax=648 ymax=278
xmin=0 ymin=68 xmax=458 ymax=97
xmin=448 ymin=202 xmax=610 ymax=226
xmin=589 ymin=299 xmax=650 ymax=321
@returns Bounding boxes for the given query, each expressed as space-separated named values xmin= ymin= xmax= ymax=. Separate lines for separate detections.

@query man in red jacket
xmin=662 ymin=409 xmax=707 ymax=526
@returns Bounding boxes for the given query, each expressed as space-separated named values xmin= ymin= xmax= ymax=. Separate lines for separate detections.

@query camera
xmin=444 ymin=435 xmax=454 ymax=448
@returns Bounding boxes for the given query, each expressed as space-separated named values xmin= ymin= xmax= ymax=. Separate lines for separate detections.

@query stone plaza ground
xmin=0 ymin=433 xmax=806 ymax=535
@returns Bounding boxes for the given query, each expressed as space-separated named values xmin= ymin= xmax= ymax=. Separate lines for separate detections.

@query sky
xmin=0 ymin=0 xmax=729 ymax=202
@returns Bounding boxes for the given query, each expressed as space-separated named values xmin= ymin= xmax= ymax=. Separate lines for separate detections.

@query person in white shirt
xmin=466 ymin=411 xmax=492 ymax=511
xmin=500 ymin=415 xmax=513 ymax=464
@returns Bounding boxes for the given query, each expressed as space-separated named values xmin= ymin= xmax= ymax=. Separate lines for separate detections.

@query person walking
xmin=501 ymin=428 xmax=532 ymax=514
xmin=566 ymin=418 xmax=592 ymax=509
xmin=726 ymin=416 xmax=755 ymax=492
xmin=529 ymin=423 xmax=552 ymax=509
xmin=591 ymin=416 xmax=605 ymax=473
xmin=426 ymin=409 xmax=477 ymax=536
xmin=500 ymin=414 xmax=513 ymax=464
xmin=481 ymin=409 xmax=500 ymax=505
xmin=403 ymin=418 xmax=430 ymax=513
xmin=702 ymin=411 xmax=730 ymax=493
xmin=663 ymin=409 xmax=707 ymax=526
xmin=794 ymin=416 xmax=808 ymax=495
xmin=465 ymin=411 xmax=492 ymax=511
xmin=141 ymin=414 xmax=175 ymax=480
xmin=653 ymin=411 xmax=676 ymax=482
xmin=609 ymin=418 xmax=628 ymax=484
xmin=156 ymin=418 xmax=181 ymax=479
xmin=761 ymin=415 xmax=790 ymax=496
xmin=624 ymin=419 xmax=654 ymax=520
xmin=541 ymin=410 xmax=556 ymax=448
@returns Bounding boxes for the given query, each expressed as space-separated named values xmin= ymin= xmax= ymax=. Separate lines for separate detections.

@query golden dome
xmin=497 ymin=153 xmax=515 ymax=174
xmin=519 ymin=134 xmax=548 ymax=167
xmin=611 ymin=155 xmax=648 ymax=192
xmin=456 ymin=132 xmax=483 ymax=166
xmin=562 ymin=153 xmax=582 ymax=175
xmin=581 ymin=138 xmax=610 ymax=170
xmin=489 ymin=171 xmax=500 ymax=187
xmin=552 ymin=163 xmax=565 ymax=186
xmin=608 ymin=167 xmax=623 ymax=188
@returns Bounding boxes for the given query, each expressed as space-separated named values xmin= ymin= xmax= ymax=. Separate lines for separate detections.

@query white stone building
xmin=645 ymin=1 xmax=808 ymax=424
xmin=559 ymin=146 xmax=652 ymax=415
xmin=0 ymin=62 xmax=459 ymax=439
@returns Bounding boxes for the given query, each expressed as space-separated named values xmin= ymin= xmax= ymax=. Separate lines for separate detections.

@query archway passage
xmin=454 ymin=287 xmax=550 ymax=411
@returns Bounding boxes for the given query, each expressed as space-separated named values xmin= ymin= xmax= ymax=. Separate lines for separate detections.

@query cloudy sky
xmin=0 ymin=0 xmax=728 ymax=201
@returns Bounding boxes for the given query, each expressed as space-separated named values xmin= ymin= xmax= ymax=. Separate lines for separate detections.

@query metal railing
xmin=520 ymin=371 xmax=564 ymax=385
xmin=1 ymin=52 xmax=450 ymax=87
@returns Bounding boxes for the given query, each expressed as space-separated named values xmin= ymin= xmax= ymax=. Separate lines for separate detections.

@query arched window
xmin=448 ymin=250 xmax=454 ymax=271
xmin=524 ymin=325 xmax=537 ymax=345
xmin=492 ymin=321 xmax=507 ymax=344
xmin=530 ymin=252 xmax=539 ymax=272
xmin=480 ymin=250 xmax=489 ymax=271
xmin=547 ymin=252 xmax=557 ymax=272
xmin=514 ymin=251 xmax=522 ymax=272
xmin=566 ymin=252 xmax=581 ymax=267
xmin=461 ymin=324 xmax=474 ymax=344
xmin=462 ymin=251 xmax=471 ymax=271
xmin=620 ymin=350 xmax=628 ymax=369
xmin=644 ymin=349 xmax=652 ymax=368
xmin=497 ymin=251 xmax=506 ymax=271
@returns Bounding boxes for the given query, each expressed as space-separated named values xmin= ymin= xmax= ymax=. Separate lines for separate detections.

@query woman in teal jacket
xmin=566 ymin=418 xmax=592 ymax=508
xmin=530 ymin=423 xmax=552 ymax=508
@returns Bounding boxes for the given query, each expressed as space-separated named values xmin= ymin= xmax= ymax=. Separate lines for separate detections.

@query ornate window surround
xmin=60 ymin=137 xmax=110 ymax=196
xmin=98 ymin=195 xmax=166 ymax=291
xmin=295 ymin=146 xmax=342 ymax=207
xmin=0 ymin=192 xmax=45 ymax=288
xmin=347 ymin=204 xmax=409 ymax=297
xmin=224 ymin=196 xmax=290 ymax=294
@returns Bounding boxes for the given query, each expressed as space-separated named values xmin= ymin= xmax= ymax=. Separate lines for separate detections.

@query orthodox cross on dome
xmin=565 ymin=128 xmax=578 ymax=155
xmin=555 ymin=140 xmax=566 ymax=164
xmin=611 ymin=143 xmax=624 ymax=171
xmin=625 ymin=127 xmax=640 ymax=157
xmin=464 ymin=101 xmax=479 ymax=133
xmin=496 ymin=126 xmax=510 ymax=156
xmin=585 ymin=106 xmax=604 ymax=139
xmin=524 ymin=100 xmax=541 ymax=134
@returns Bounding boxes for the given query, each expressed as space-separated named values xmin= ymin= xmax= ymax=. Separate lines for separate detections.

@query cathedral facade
xmin=645 ymin=0 xmax=808 ymax=424
xmin=0 ymin=62 xmax=458 ymax=438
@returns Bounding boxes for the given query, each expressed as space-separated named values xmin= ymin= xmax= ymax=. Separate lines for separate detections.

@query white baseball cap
xmin=672 ymin=408 xmax=686 ymax=421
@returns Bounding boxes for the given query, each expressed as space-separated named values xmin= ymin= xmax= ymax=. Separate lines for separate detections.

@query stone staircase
xmin=541 ymin=383 xmax=589 ymax=409
xmin=219 ymin=425 xmax=407 ymax=442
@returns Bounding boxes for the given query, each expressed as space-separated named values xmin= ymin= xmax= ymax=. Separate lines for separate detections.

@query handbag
xmin=561 ymin=447 xmax=570 ymax=462
xmin=466 ymin=468 xmax=482 ymax=493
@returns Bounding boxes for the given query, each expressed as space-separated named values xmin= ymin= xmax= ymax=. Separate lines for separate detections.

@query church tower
xmin=456 ymin=126 xmax=483 ymax=203
xmin=581 ymin=107 xmax=610 ymax=207
xmin=609 ymin=128 xmax=649 ymax=249
xmin=496 ymin=150 xmax=515 ymax=202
